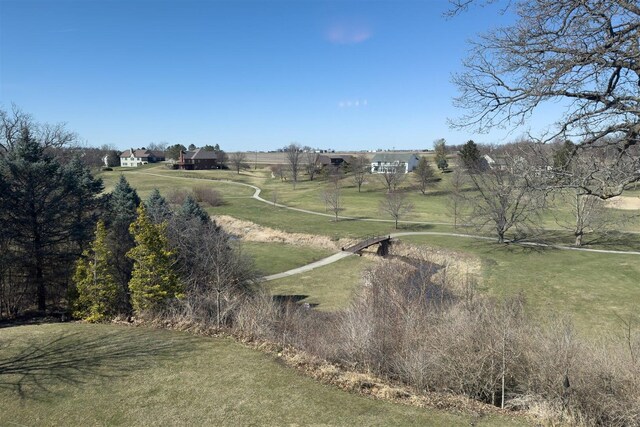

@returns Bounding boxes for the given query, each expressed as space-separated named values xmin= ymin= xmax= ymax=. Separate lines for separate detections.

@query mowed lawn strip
xmin=239 ymin=241 xmax=334 ymax=276
xmin=265 ymin=255 xmax=375 ymax=311
xmin=399 ymin=235 xmax=640 ymax=334
xmin=0 ymin=323 xmax=526 ymax=426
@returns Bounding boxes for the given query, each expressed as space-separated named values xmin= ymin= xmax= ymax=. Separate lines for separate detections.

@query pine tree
xmin=459 ymin=140 xmax=481 ymax=169
xmin=178 ymin=194 xmax=210 ymax=223
xmin=127 ymin=205 xmax=181 ymax=313
xmin=145 ymin=188 xmax=172 ymax=224
xmin=0 ymin=128 xmax=102 ymax=312
xmin=64 ymin=155 xmax=105 ymax=253
xmin=72 ymin=220 xmax=118 ymax=322
xmin=106 ymin=175 xmax=140 ymax=314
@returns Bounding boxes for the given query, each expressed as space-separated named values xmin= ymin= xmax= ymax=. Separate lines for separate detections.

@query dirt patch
xmin=214 ymin=215 xmax=356 ymax=250
xmin=605 ymin=196 xmax=640 ymax=210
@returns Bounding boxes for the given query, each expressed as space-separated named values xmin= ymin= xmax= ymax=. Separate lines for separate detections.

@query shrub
xmin=192 ymin=186 xmax=224 ymax=206
xmin=166 ymin=189 xmax=188 ymax=206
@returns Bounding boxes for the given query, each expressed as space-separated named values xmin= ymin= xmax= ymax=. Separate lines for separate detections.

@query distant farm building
xmin=317 ymin=154 xmax=354 ymax=170
xmin=120 ymin=148 xmax=166 ymax=167
xmin=177 ymin=149 xmax=218 ymax=170
xmin=370 ymin=153 xmax=420 ymax=173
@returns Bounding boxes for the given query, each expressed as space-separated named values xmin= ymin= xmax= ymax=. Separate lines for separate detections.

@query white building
xmin=120 ymin=148 xmax=166 ymax=167
xmin=370 ymin=153 xmax=421 ymax=173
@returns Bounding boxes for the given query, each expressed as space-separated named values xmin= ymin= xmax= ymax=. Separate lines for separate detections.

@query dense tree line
xmin=0 ymin=108 xmax=253 ymax=319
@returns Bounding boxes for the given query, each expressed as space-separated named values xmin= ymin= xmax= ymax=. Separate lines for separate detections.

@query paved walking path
xmin=133 ymin=171 xmax=640 ymax=280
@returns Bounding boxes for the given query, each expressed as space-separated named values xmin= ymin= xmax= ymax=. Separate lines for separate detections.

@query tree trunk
xmin=216 ymin=289 xmax=221 ymax=329
xmin=36 ymin=264 xmax=46 ymax=312
xmin=575 ymin=233 xmax=583 ymax=247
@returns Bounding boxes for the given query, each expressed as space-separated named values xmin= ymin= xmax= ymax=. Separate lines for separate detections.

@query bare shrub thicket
xmin=165 ymin=217 xmax=259 ymax=329
xmin=229 ymin=251 xmax=640 ymax=425
xmin=192 ymin=186 xmax=224 ymax=207
xmin=166 ymin=187 xmax=223 ymax=207
xmin=166 ymin=189 xmax=188 ymax=206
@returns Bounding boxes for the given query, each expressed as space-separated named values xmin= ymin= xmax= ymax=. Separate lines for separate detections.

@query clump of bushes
xmin=166 ymin=187 xmax=223 ymax=207
xmin=231 ymin=253 xmax=640 ymax=426
xmin=192 ymin=186 xmax=224 ymax=206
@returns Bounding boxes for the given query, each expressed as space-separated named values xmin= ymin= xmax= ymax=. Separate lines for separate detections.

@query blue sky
xmin=1 ymin=0 xmax=542 ymax=151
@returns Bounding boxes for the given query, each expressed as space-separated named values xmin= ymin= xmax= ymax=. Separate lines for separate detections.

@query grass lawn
xmin=239 ymin=241 xmax=333 ymax=276
xmin=0 ymin=323 xmax=525 ymax=426
xmin=265 ymin=255 xmax=375 ymax=311
xmin=399 ymin=235 xmax=640 ymax=334
xmin=97 ymin=167 xmax=640 ymax=331
xmin=99 ymin=167 xmax=256 ymax=200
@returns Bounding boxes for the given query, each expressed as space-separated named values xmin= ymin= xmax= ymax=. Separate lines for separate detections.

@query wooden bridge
xmin=342 ymin=235 xmax=392 ymax=256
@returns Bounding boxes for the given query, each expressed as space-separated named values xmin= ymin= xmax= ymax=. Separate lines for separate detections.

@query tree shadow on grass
xmin=272 ymin=294 xmax=319 ymax=308
xmin=0 ymin=326 xmax=197 ymax=400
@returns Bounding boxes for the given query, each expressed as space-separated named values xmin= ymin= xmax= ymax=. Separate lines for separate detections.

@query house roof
xmin=317 ymin=155 xmax=354 ymax=165
xmin=371 ymin=153 xmax=419 ymax=163
xmin=183 ymin=148 xmax=217 ymax=160
xmin=120 ymin=149 xmax=151 ymax=158
xmin=120 ymin=149 xmax=165 ymax=159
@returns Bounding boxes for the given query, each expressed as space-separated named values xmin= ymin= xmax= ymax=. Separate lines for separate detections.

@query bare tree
xmin=447 ymin=167 xmax=467 ymax=229
xmin=1 ymin=105 xmax=76 ymax=155
xmin=379 ymin=191 xmax=414 ymax=229
xmin=467 ymin=150 xmax=546 ymax=243
xmin=322 ymin=177 xmax=343 ymax=222
xmin=229 ymin=152 xmax=249 ymax=174
xmin=285 ymin=143 xmax=302 ymax=188
xmin=414 ymin=157 xmax=435 ymax=195
xmin=305 ymin=151 xmax=319 ymax=181
xmin=451 ymin=0 xmax=640 ymax=197
xmin=379 ymin=168 xmax=406 ymax=193
xmin=270 ymin=164 xmax=286 ymax=181
xmin=351 ymin=154 xmax=369 ymax=192
xmin=147 ymin=141 xmax=167 ymax=151
xmin=170 ymin=218 xmax=258 ymax=329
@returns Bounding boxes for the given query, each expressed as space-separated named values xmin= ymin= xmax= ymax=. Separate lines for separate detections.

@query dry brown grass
xmin=215 ymin=215 xmax=356 ymax=250
xmin=604 ymin=195 xmax=640 ymax=210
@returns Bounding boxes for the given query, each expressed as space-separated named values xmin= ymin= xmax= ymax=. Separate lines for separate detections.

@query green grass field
xmin=265 ymin=255 xmax=375 ymax=310
xmin=240 ymin=241 xmax=333 ymax=276
xmin=0 ymin=323 xmax=524 ymax=426
xmin=399 ymin=235 xmax=640 ymax=334
xmin=96 ymin=166 xmax=640 ymax=333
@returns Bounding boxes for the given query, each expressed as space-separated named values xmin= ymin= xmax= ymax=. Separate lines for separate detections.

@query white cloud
xmin=325 ymin=22 xmax=372 ymax=45
xmin=338 ymin=99 xmax=369 ymax=109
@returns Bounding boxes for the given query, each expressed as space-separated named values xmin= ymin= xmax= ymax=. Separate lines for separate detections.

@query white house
xmin=370 ymin=153 xmax=420 ymax=173
xmin=120 ymin=148 xmax=166 ymax=167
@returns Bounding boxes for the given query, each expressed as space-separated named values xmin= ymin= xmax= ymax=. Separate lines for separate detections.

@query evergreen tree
xmin=165 ymin=144 xmax=187 ymax=160
xmin=437 ymin=157 xmax=449 ymax=173
xmin=178 ymin=195 xmax=210 ymax=224
xmin=553 ymin=140 xmax=576 ymax=173
xmin=72 ymin=220 xmax=118 ymax=322
xmin=127 ymin=205 xmax=181 ymax=313
xmin=0 ymin=128 xmax=102 ymax=312
xmin=459 ymin=140 xmax=481 ymax=169
xmin=145 ymin=189 xmax=172 ymax=224
xmin=64 ymin=155 xmax=105 ymax=253
xmin=106 ymin=175 xmax=141 ymax=314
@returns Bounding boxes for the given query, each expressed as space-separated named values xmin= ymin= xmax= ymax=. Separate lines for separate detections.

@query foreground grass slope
xmin=0 ymin=323 xmax=523 ymax=426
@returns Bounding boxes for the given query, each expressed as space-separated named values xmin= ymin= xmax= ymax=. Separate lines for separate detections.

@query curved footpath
xmin=135 ymin=171 xmax=640 ymax=280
